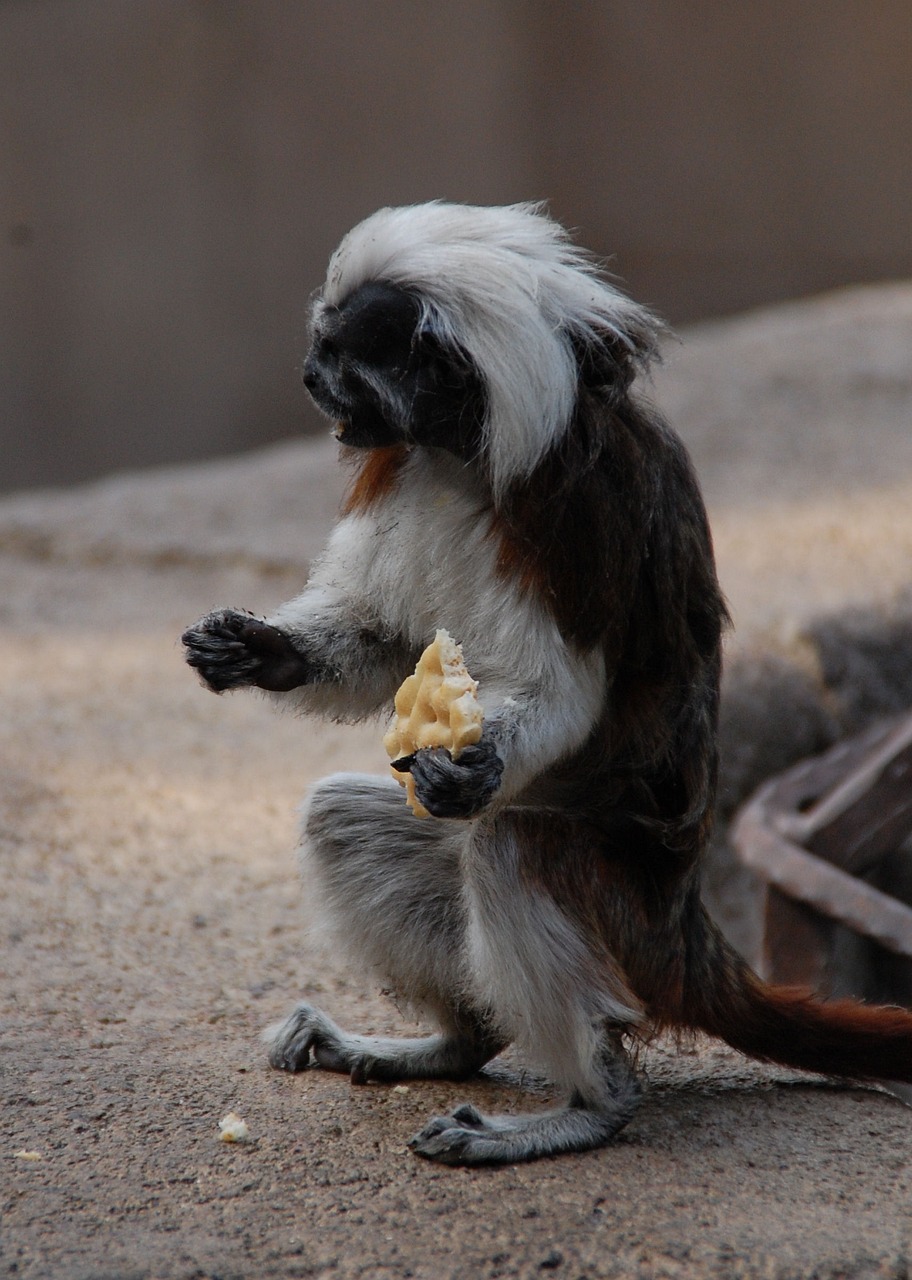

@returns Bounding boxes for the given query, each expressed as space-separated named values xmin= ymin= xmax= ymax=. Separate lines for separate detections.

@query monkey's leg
xmin=407 ymin=811 xmax=644 ymax=1164
xmin=267 ymin=773 xmax=504 ymax=1083
xmin=407 ymin=1029 xmax=640 ymax=1166
xmin=267 ymin=1005 xmax=499 ymax=1083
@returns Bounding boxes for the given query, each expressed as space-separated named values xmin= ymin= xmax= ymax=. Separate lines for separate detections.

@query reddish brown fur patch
xmin=341 ymin=444 xmax=410 ymax=516
xmin=731 ymin=976 xmax=912 ymax=1082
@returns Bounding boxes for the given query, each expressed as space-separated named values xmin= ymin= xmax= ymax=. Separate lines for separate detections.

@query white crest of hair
xmin=318 ymin=201 xmax=663 ymax=498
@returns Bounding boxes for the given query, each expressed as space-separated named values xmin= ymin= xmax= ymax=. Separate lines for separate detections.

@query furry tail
xmin=682 ymin=902 xmax=912 ymax=1084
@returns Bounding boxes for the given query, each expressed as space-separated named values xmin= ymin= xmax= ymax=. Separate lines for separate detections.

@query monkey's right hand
xmin=181 ymin=608 xmax=311 ymax=693
xmin=402 ymin=736 xmax=504 ymax=819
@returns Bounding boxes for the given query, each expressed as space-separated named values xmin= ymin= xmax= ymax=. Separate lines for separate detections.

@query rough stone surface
xmin=3 ymin=283 xmax=912 ymax=1279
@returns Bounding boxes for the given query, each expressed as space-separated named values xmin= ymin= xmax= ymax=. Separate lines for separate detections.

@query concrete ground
xmin=2 ymin=282 xmax=912 ymax=1279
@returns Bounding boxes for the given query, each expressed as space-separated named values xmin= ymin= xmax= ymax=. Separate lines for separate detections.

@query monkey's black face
xmin=303 ymin=281 xmax=485 ymax=459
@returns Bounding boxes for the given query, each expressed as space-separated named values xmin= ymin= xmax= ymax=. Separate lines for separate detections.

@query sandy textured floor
xmin=2 ymin=282 xmax=912 ymax=1279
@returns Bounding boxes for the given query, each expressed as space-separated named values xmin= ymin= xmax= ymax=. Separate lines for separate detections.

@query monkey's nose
xmin=302 ymin=360 xmax=322 ymax=393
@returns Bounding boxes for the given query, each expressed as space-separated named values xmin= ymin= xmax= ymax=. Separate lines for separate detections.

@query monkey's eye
xmin=415 ymin=329 xmax=470 ymax=382
xmin=316 ymin=335 xmax=340 ymax=363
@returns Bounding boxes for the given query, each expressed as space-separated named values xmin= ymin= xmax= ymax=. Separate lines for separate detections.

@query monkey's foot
xmin=408 ymin=1095 xmax=639 ymax=1166
xmin=265 ymin=1004 xmax=497 ymax=1083
xmin=181 ymin=608 xmax=310 ymax=693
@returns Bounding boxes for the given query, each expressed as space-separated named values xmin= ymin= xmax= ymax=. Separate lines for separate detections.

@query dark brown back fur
xmin=491 ymin=359 xmax=729 ymax=866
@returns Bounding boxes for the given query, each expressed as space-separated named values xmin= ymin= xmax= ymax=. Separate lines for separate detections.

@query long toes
xmin=408 ymin=1121 xmax=495 ymax=1166
xmin=349 ymin=1054 xmax=381 ymax=1085
xmin=266 ymin=1038 xmax=287 ymax=1070
xmin=268 ymin=1027 xmax=313 ymax=1072
xmin=280 ymin=1029 xmax=317 ymax=1071
xmin=450 ymin=1103 xmax=485 ymax=1127
xmin=407 ymin=1115 xmax=453 ymax=1146
xmin=266 ymin=1009 xmax=319 ymax=1071
xmin=312 ymin=1042 xmax=352 ymax=1073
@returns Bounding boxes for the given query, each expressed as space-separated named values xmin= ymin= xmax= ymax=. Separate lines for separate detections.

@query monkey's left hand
xmin=398 ymin=735 xmax=504 ymax=819
xmin=181 ymin=608 xmax=311 ymax=693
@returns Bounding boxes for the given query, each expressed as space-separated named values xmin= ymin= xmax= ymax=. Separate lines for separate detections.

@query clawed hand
xmin=181 ymin=608 xmax=310 ymax=693
xmin=396 ymin=737 xmax=503 ymax=818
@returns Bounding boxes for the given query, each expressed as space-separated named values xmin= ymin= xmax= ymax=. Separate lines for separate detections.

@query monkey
xmin=182 ymin=202 xmax=912 ymax=1166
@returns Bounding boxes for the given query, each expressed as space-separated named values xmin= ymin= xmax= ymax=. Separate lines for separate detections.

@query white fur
xmin=267 ymin=447 xmax=606 ymax=801
xmin=462 ymin=819 xmax=643 ymax=1096
xmin=298 ymin=773 xmax=471 ymax=1025
xmin=315 ymin=202 xmax=662 ymax=497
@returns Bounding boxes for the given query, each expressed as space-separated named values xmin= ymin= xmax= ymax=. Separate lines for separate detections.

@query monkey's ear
xmin=413 ymin=303 xmax=452 ymax=351
xmin=574 ymin=325 xmax=661 ymax=395
xmin=413 ymin=312 xmax=477 ymax=377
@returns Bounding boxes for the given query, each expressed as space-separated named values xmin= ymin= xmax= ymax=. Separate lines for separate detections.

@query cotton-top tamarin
xmin=182 ymin=202 xmax=912 ymax=1165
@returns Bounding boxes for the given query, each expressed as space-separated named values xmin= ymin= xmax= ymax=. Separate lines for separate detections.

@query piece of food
xmin=383 ymin=629 xmax=484 ymax=817
xmin=218 ymin=1111 xmax=250 ymax=1143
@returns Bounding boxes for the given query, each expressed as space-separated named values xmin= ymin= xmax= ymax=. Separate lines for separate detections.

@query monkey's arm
xmin=182 ymin=498 xmax=428 ymax=715
xmin=182 ymin=589 xmax=414 ymax=719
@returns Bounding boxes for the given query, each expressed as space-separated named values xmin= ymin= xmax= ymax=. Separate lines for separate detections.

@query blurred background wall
xmin=2 ymin=0 xmax=911 ymax=491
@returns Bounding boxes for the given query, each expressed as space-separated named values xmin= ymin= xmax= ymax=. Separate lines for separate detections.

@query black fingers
xmin=408 ymin=736 xmax=504 ymax=819
xmin=181 ymin=609 xmax=310 ymax=693
xmin=181 ymin=609 xmax=262 ymax=692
